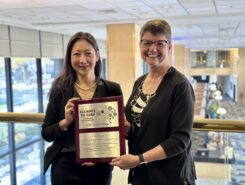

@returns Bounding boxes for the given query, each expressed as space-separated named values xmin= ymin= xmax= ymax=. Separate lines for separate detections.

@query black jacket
xmin=41 ymin=79 xmax=122 ymax=173
xmin=125 ymin=67 xmax=196 ymax=185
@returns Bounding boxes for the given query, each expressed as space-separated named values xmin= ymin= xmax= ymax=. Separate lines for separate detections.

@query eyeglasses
xmin=140 ymin=39 xmax=169 ymax=48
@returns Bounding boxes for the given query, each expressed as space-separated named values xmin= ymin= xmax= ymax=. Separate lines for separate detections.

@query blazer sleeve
xmin=160 ymin=81 xmax=195 ymax=158
xmin=41 ymin=87 xmax=67 ymax=142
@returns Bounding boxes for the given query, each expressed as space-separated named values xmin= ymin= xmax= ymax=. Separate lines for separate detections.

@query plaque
xmin=73 ymin=96 xmax=125 ymax=163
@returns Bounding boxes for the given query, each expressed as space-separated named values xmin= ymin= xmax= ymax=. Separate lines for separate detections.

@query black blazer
xmin=41 ymin=79 xmax=122 ymax=173
xmin=125 ymin=67 xmax=196 ymax=185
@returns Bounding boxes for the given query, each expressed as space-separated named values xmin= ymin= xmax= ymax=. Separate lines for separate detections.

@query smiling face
xmin=71 ymin=39 xmax=99 ymax=79
xmin=140 ymin=31 xmax=172 ymax=69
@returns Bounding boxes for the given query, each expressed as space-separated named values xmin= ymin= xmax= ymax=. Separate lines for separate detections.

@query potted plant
xmin=207 ymin=100 xmax=219 ymax=118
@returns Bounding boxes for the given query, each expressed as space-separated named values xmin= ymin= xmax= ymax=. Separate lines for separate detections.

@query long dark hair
xmin=51 ymin=32 xmax=101 ymax=98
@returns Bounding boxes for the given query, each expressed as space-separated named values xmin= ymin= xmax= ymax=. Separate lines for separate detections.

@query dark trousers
xmin=131 ymin=166 xmax=150 ymax=185
xmin=51 ymin=153 xmax=112 ymax=185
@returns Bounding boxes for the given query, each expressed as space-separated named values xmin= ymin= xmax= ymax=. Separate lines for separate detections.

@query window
xmin=41 ymin=58 xmax=63 ymax=185
xmin=42 ymin=58 xmax=63 ymax=111
xmin=0 ymin=57 xmax=11 ymax=185
xmin=0 ymin=57 xmax=62 ymax=185
xmin=191 ymin=50 xmax=230 ymax=68
xmin=11 ymin=58 xmax=38 ymax=112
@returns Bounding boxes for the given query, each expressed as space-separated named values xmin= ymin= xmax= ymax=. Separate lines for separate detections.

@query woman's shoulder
xmin=170 ymin=67 xmax=190 ymax=85
xmin=100 ymin=79 xmax=120 ymax=87
xmin=136 ymin=75 xmax=146 ymax=82
xmin=133 ymin=75 xmax=146 ymax=88
xmin=169 ymin=67 xmax=194 ymax=95
xmin=99 ymin=79 xmax=123 ymax=96
xmin=48 ymin=77 xmax=67 ymax=101
xmin=49 ymin=79 xmax=62 ymax=95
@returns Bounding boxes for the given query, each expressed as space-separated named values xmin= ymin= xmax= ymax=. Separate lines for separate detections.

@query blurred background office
xmin=1 ymin=0 xmax=245 ymax=184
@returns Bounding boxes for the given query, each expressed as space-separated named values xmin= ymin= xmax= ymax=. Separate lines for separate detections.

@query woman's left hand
xmin=110 ymin=154 xmax=139 ymax=170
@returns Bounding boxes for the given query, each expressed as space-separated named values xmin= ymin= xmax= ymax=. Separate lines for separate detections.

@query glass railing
xmin=1 ymin=112 xmax=245 ymax=185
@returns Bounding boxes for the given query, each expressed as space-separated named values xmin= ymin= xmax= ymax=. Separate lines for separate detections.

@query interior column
xmin=107 ymin=23 xmax=141 ymax=102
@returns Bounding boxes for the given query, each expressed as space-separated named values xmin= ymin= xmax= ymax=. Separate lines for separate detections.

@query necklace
xmin=74 ymin=81 xmax=97 ymax=91
xmin=74 ymin=83 xmax=97 ymax=100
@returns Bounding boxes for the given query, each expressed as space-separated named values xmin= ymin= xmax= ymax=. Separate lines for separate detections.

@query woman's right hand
xmin=59 ymin=97 xmax=80 ymax=131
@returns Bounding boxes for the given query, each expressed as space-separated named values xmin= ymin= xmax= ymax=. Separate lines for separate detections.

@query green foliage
xmin=207 ymin=100 xmax=219 ymax=114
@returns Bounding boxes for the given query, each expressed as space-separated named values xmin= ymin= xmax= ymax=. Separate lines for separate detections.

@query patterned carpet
xmin=219 ymin=98 xmax=245 ymax=120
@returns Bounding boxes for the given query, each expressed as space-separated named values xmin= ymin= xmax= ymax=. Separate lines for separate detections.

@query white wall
xmin=223 ymin=75 xmax=238 ymax=101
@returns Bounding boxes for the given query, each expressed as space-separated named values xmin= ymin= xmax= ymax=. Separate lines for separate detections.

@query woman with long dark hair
xmin=42 ymin=32 xmax=122 ymax=185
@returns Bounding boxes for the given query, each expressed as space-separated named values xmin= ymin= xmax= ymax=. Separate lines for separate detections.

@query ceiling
xmin=0 ymin=0 xmax=245 ymax=50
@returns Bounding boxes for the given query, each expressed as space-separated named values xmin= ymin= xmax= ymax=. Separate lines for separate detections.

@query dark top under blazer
xmin=125 ymin=67 xmax=196 ymax=185
xmin=42 ymin=79 xmax=123 ymax=173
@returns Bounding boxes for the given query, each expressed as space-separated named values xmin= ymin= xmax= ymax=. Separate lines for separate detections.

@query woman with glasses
xmin=112 ymin=19 xmax=196 ymax=185
xmin=41 ymin=32 xmax=122 ymax=185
